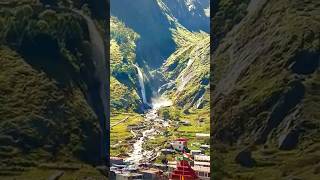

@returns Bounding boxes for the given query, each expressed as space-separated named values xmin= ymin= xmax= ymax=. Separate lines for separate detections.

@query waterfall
xmin=74 ymin=10 xmax=108 ymax=162
xmin=133 ymin=64 xmax=147 ymax=104
xmin=73 ymin=10 xmax=108 ymax=114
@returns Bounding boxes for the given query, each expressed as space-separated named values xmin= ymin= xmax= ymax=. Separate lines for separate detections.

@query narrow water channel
xmin=124 ymin=99 xmax=172 ymax=166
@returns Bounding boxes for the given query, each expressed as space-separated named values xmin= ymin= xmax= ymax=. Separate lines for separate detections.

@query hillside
xmin=110 ymin=16 xmax=142 ymax=113
xmin=0 ymin=0 xmax=107 ymax=178
xmin=110 ymin=0 xmax=209 ymax=68
xmin=211 ymin=0 xmax=320 ymax=179
xmin=161 ymin=27 xmax=210 ymax=110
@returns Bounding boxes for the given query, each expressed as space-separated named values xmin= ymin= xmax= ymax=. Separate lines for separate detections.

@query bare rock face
xmin=278 ymin=128 xmax=300 ymax=150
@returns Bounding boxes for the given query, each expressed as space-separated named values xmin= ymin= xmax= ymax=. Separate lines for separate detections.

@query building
xmin=193 ymin=155 xmax=210 ymax=179
xmin=190 ymin=150 xmax=203 ymax=156
xmin=200 ymin=145 xmax=210 ymax=150
xmin=192 ymin=166 xmax=210 ymax=180
xmin=195 ymin=133 xmax=210 ymax=139
xmin=139 ymin=168 xmax=163 ymax=179
xmin=193 ymin=161 xmax=210 ymax=168
xmin=167 ymin=161 xmax=177 ymax=172
xmin=193 ymin=155 xmax=210 ymax=162
xmin=110 ymin=157 xmax=124 ymax=165
xmin=151 ymin=163 xmax=168 ymax=171
xmin=170 ymin=160 xmax=198 ymax=180
xmin=172 ymin=138 xmax=188 ymax=151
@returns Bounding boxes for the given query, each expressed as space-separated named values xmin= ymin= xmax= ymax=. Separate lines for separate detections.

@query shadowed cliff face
xmin=161 ymin=0 xmax=210 ymax=32
xmin=211 ymin=0 xmax=320 ymax=178
xmin=110 ymin=0 xmax=210 ymax=68
xmin=110 ymin=0 xmax=176 ymax=68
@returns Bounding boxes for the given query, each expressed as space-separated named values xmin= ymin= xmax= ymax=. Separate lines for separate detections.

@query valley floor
xmin=110 ymin=106 xmax=210 ymax=162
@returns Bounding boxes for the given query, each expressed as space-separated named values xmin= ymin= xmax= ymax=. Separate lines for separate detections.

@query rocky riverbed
xmin=125 ymin=106 xmax=171 ymax=166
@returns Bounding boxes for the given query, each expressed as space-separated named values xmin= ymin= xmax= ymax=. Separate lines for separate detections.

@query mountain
xmin=110 ymin=0 xmax=210 ymax=110
xmin=110 ymin=0 xmax=209 ymax=68
xmin=159 ymin=0 xmax=210 ymax=32
xmin=161 ymin=27 xmax=210 ymax=109
xmin=0 ymin=0 xmax=107 ymax=178
xmin=211 ymin=0 xmax=320 ymax=179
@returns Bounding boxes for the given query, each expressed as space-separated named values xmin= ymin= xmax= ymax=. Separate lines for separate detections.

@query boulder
xmin=235 ymin=149 xmax=256 ymax=168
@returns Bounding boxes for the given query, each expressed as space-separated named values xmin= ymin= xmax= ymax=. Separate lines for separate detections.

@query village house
xmin=170 ymin=160 xmax=198 ymax=180
xmin=192 ymin=166 xmax=210 ymax=180
xmin=172 ymin=138 xmax=188 ymax=151
xmin=110 ymin=157 xmax=124 ymax=165
xmin=194 ymin=155 xmax=210 ymax=163
xmin=195 ymin=133 xmax=210 ymax=139
xmin=139 ymin=168 xmax=163 ymax=179
xmin=190 ymin=150 xmax=203 ymax=156
xmin=200 ymin=145 xmax=210 ymax=150
xmin=193 ymin=154 xmax=210 ymax=179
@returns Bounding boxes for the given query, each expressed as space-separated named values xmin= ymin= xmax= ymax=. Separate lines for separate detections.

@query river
xmin=124 ymin=100 xmax=171 ymax=166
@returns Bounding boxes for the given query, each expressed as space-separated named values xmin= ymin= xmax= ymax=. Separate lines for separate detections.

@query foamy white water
xmin=151 ymin=96 xmax=173 ymax=109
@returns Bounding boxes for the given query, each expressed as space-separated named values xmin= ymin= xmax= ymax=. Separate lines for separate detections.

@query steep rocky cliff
xmin=211 ymin=0 xmax=320 ymax=179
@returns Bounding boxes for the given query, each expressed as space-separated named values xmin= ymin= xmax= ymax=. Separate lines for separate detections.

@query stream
xmin=124 ymin=102 xmax=171 ymax=166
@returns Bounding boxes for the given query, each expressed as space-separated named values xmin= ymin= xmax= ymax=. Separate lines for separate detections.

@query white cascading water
xmin=133 ymin=64 xmax=147 ymax=104
xmin=73 ymin=10 xmax=108 ymax=160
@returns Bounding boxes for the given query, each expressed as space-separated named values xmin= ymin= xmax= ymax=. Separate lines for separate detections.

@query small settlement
xmin=110 ymin=137 xmax=210 ymax=180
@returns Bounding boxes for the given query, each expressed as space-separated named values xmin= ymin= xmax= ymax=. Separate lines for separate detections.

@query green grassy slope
xmin=161 ymin=27 xmax=210 ymax=110
xmin=110 ymin=16 xmax=142 ymax=113
xmin=211 ymin=0 xmax=320 ymax=179
xmin=0 ymin=0 xmax=107 ymax=178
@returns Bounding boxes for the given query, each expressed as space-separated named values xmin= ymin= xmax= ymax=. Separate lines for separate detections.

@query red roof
xmin=175 ymin=138 xmax=188 ymax=142
xmin=170 ymin=160 xmax=198 ymax=180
